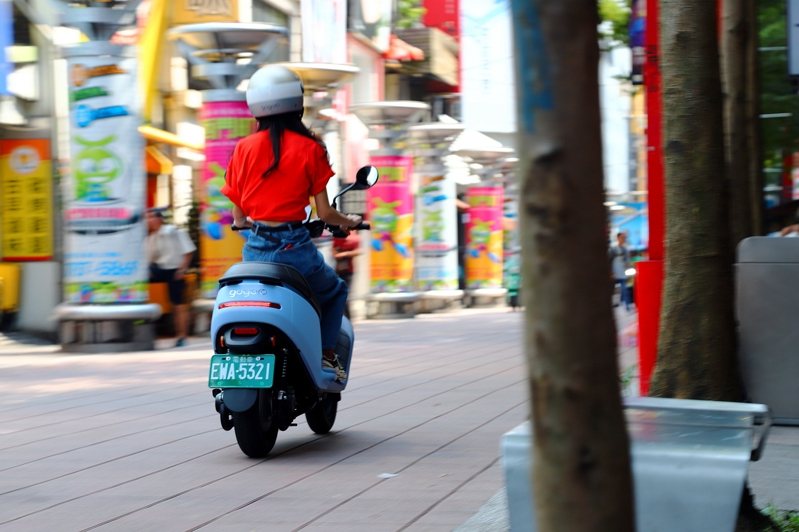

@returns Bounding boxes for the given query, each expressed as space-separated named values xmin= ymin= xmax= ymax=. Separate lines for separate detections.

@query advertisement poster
xmin=0 ymin=138 xmax=53 ymax=261
xmin=415 ymin=174 xmax=458 ymax=290
xmin=63 ymin=53 xmax=148 ymax=303
xmin=368 ymin=155 xmax=414 ymax=292
xmin=465 ymin=185 xmax=504 ymax=289
xmin=199 ymin=99 xmax=254 ymax=298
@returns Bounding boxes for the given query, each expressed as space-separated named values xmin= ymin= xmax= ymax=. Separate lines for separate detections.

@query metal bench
xmin=55 ymin=303 xmax=162 ymax=353
xmin=503 ymin=396 xmax=771 ymax=532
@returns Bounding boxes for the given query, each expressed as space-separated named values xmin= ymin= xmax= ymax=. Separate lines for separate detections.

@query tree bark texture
xmin=510 ymin=2 xmax=634 ymax=531
xmin=722 ymin=0 xmax=763 ymax=248
xmin=650 ymin=0 xmax=745 ymax=401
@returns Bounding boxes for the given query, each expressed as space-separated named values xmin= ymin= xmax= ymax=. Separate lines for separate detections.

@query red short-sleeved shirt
xmin=221 ymin=129 xmax=334 ymax=222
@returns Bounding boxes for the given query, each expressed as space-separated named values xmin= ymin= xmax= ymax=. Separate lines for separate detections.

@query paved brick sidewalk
xmin=0 ymin=306 xmax=795 ymax=532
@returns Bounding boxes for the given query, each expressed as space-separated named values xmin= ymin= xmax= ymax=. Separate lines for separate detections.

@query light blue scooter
xmin=208 ymin=166 xmax=379 ymax=458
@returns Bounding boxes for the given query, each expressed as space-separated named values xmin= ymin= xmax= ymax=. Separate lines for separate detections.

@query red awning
xmin=384 ymin=34 xmax=425 ymax=62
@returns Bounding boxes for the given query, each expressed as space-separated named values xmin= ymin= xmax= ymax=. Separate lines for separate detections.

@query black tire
xmin=305 ymin=393 xmax=338 ymax=434
xmin=232 ymin=400 xmax=278 ymax=458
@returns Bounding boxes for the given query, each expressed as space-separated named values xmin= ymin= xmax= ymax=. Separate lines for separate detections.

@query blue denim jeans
xmin=242 ymin=226 xmax=348 ymax=350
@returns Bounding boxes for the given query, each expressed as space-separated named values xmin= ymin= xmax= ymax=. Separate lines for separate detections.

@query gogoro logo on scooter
xmin=228 ymin=288 xmax=268 ymax=297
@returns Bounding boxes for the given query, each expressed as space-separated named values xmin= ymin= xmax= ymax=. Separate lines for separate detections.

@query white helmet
xmin=246 ymin=65 xmax=304 ymax=118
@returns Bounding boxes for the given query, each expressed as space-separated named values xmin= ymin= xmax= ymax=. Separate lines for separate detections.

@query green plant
xmin=764 ymin=506 xmax=799 ymax=532
xmin=598 ymin=0 xmax=632 ymax=46
xmin=395 ymin=0 xmax=425 ymax=30
xmin=620 ymin=363 xmax=637 ymax=396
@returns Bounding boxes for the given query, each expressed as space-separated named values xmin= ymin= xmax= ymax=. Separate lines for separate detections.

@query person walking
xmin=609 ymin=231 xmax=632 ymax=311
xmin=147 ymin=208 xmax=196 ymax=347
xmin=221 ymin=64 xmax=361 ymax=382
xmin=333 ymin=232 xmax=362 ymax=318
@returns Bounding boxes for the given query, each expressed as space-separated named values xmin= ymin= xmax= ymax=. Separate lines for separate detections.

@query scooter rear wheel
xmin=233 ymin=402 xmax=278 ymax=458
xmin=305 ymin=393 xmax=338 ymax=434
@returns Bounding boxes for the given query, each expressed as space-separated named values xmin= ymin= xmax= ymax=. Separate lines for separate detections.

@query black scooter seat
xmin=219 ymin=262 xmax=321 ymax=317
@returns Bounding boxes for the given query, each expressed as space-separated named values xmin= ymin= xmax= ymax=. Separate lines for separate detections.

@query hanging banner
xmin=368 ymin=154 xmax=414 ymax=292
xmin=199 ymin=99 xmax=254 ymax=298
xmin=415 ymin=174 xmax=458 ymax=290
xmin=0 ymin=138 xmax=54 ymax=261
xmin=465 ymin=185 xmax=503 ymax=289
xmin=63 ymin=51 xmax=148 ymax=303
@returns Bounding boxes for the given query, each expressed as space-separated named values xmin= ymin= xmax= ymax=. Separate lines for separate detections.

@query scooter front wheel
xmin=233 ymin=400 xmax=278 ymax=458
xmin=305 ymin=393 xmax=339 ymax=434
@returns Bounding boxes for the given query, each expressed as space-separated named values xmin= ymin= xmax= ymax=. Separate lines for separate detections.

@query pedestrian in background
xmin=609 ymin=231 xmax=632 ymax=311
xmin=147 ymin=208 xmax=196 ymax=347
xmin=333 ymin=232 xmax=362 ymax=318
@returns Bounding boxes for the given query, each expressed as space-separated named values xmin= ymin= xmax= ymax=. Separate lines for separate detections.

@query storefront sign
xmin=465 ymin=185 xmax=503 ymax=289
xmin=172 ymin=0 xmax=239 ymax=25
xmin=199 ymin=99 xmax=254 ymax=298
xmin=415 ymin=174 xmax=458 ymax=290
xmin=0 ymin=138 xmax=53 ymax=261
xmin=368 ymin=155 xmax=414 ymax=292
xmin=63 ymin=52 xmax=148 ymax=303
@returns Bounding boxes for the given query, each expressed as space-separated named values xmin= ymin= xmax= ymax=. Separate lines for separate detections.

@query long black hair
xmin=256 ymin=111 xmax=327 ymax=177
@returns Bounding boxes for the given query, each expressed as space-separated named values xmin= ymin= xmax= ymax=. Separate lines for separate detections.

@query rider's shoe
xmin=322 ymin=353 xmax=348 ymax=382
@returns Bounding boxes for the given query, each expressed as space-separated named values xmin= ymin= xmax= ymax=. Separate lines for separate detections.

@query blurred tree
xmin=395 ymin=0 xmax=425 ymax=30
xmin=722 ymin=0 xmax=763 ymax=247
xmin=598 ymin=0 xmax=631 ymax=45
xmin=510 ymin=2 xmax=634 ymax=531
xmin=653 ymin=3 xmax=777 ymax=529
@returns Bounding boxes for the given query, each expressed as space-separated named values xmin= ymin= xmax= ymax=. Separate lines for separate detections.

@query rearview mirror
xmin=354 ymin=165 xmax=379 ymax=189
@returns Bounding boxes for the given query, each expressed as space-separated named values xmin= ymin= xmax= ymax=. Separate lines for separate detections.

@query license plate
xmin=208 ymin=354 xmax=275 ymax=388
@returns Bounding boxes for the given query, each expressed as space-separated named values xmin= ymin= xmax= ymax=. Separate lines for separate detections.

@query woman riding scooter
xmin=221 ymin=64 xmax=361 ymax=381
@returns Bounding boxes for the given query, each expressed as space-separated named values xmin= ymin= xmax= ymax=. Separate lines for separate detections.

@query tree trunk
xmin=510 ymin=2 xmax=634 ymax=531
xmin=722 ymin=3 xmax=773 ymax=531
xmin=650 ymin=1 xmax=745 ymax=397
xmin=722 ymin=0 xmax=764 ymax=248
xmin=744 ymin=0 xmax=763 ymax=237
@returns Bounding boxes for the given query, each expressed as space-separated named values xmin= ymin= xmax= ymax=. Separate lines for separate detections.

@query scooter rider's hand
xmin=342 ymin=213 xmax=362 ymax=230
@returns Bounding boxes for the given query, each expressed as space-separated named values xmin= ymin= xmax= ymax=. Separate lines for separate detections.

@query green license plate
xmin=208 ymin=354 xmax=275 ymax=388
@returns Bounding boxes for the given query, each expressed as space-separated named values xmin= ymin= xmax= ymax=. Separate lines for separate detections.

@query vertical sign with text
xmin=0 ymin=139 xmax=53 ymax=261
xmin=368 ymin=155 xmax=414 ymax=292
xmin=199 ymin=100 xmax=254 ymax=298
xmin=415 ymin=174 xmax=458 ymax=290
xmin=465 ymin=185 xmax=503 ymax=289
xmin=64 ymin=52 xmax=148 ymax=303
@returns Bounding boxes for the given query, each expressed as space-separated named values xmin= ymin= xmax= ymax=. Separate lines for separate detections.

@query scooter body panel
xmin=211 ymin=278 xmax=349 ymax=392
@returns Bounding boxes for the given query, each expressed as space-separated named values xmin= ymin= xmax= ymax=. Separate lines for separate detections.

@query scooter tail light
xmin=232 ymin=327 xmax=259 ymax=336
xmin=218 ymin=301 xmax=282 ymax=310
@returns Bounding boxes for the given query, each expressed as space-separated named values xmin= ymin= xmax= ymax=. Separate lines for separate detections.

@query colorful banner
xmin=63 ymin=52 xmax=148 ymax=303
xmin=415 ymin=174 xmax=458 ymax=290
xmin=0 ymin=139 xmax=54 ymax=261
xmin=368 ymin=155 xmax=414 ymax=292
xmin=465 ymin=185 xmax=503 ymax=289
xmin=199 ymin=99 xmax=254 ymax=298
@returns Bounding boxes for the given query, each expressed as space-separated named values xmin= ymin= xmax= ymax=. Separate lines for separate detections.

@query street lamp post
xmin=168 ymin=23 xmax=288 ymax=320
xmin=54 ymin=0 xmax=165 ymax=352
xmin=454 ymin=147 xmax=515 ymax=308
xmin=350 ymin=100 xmax=430 ymax=318
xmin=407 ymin=122 xmax=465 ymax=312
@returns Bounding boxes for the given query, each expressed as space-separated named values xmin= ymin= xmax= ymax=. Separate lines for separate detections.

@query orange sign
xmin=172 ymin=0 xmax=239 ymax=25
xmin=0 ymin=139 xmax=53 ymax=261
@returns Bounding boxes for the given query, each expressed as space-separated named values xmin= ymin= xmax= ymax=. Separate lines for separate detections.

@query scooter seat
xmin=219 ymin=262 xmax=321 ymax=317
